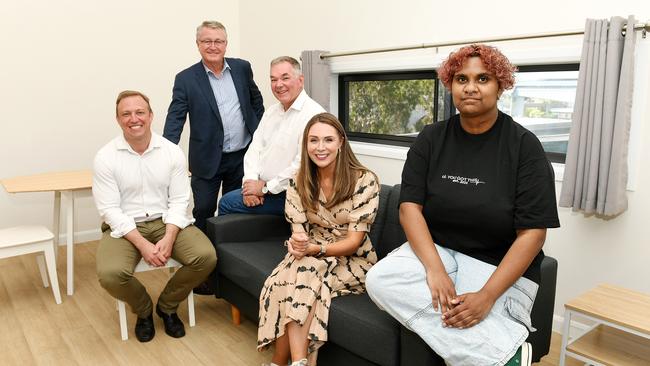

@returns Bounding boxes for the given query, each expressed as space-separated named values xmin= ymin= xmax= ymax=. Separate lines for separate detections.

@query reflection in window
xmin=339 ymin=65 xmax=578 ymax=162
xmin=498 ymin=67 xmax=579 ymax=162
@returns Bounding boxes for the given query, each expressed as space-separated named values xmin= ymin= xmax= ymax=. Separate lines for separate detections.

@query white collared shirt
xmin=243 ymin=89 xmax=325 ymax=193
xmin=92 ymin=133 xmax=194 ymax=238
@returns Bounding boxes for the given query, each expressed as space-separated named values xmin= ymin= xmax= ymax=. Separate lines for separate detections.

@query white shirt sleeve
xmin=243 ymin=113 xmax=268 ymax=182
xmin=162 ymin=146 xmax=194 ymax=229
xmin=92 ymin=150 xmax=136 ymax=238
xmin=265 ymin=135 xmax=302 ymax=194
xmin=266 ymin=101 xmax=325 ymax=193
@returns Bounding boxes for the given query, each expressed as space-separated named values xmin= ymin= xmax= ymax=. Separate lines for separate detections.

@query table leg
xmin=64 ymin=190 xmax=74 ymax=296
xmin=559 ymin=309 xmax=572 ymax=366
xmin=53 ymin=191 xmax=61 ymax=260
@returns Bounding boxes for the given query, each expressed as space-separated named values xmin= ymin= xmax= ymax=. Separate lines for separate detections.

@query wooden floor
xmin=0 ymin=241 xmax=580 ymax=366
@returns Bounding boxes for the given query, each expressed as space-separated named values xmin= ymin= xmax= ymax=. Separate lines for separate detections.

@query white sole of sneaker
xmin=521 ymin=342 xmax=532 ymax=366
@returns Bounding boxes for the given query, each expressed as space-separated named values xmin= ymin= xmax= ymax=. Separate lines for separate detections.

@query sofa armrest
xmin=528 ymin=255 xmax=558 ymax=362
xmin=206 ymin=214 xmax=291 ymax=245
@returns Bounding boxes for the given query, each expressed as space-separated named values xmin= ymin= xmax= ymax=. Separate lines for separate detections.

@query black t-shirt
xmin=400 ymin=111 xmax=560 ymax=283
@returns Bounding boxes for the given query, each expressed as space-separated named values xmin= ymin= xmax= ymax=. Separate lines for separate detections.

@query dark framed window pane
xmin=339 ymin=64 xmax=578 ymax=163
xmin=339 ymin=71 xmax=438 ymax=145
xmin=497 ymin=64 xmax=579 ymax=163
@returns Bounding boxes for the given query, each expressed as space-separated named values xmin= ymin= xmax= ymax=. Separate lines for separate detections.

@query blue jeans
xmin=217 ymin=189 xmax=286 ymax=216
xmin=366 ymin=243 xmax=538 ymax=366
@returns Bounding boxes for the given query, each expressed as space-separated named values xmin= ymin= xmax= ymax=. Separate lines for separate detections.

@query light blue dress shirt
xmin=205 ymin=60 xmax=250 ymax=152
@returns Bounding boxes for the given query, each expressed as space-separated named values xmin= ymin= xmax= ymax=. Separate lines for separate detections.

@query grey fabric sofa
xmin=206 ymin=184 xmax=558 ymax=366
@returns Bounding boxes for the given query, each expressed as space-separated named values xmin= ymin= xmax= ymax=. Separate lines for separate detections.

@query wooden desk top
xmin=565 ymin=283 xmax=650 ymax=335
xmin=1 ymin=170 xmax=92 ymax=193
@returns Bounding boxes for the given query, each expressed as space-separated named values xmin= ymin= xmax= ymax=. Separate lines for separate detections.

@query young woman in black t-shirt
xmin=367 ymin=44 xmax=560 ymax=366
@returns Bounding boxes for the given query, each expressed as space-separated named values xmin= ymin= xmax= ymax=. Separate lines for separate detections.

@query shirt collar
xmin=286 ymin=89 xmax=308 ymax=112
xmin=116 ymin=132 xmax=162 ymax=154
xmin=203 ymin=59 xmax=230 ymax=76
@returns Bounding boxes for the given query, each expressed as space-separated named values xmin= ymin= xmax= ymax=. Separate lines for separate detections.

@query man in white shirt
xmin=93 ymin=90 xmax=217 ymax=342
xmin=218 ymin=56 xmax=326 ymax=216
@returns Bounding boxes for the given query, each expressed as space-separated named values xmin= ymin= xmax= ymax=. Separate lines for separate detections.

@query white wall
xmin=2 ymin=0 xmax=649 ymax=334
xmin=239 ymin=0 xmax=650 ymax=331
xmin=0 ymin=1 xmax=241 ymax=241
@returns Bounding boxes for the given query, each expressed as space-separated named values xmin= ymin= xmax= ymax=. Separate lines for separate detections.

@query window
xmin=339 ymin=71 xmax=447 ymax=146
xmin=497 ymin=64 xmax=579 ymax=163
xmin=339 ymin=64 xmax=579 ymax=163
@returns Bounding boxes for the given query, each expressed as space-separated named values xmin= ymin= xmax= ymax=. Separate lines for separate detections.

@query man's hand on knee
xmin=242 ymin=179 xmax=265 ymax=196
xmin=243 ymin=194 xmax=263 ymax=207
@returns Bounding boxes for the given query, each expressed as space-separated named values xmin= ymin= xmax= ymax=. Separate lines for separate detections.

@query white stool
xmin=117 ymin=258 xmax=195 ymax=340
xmin=0 ymin=225 xmax=61 ymax=304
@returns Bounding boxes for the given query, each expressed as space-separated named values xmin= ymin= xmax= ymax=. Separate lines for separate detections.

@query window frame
xmin=338 ymin=70 xmax=439 ymax=147
xmin=495 ymin=63 xmax=580 ymax=164
xmin=339 ymin=63 xmax=579 ymax=163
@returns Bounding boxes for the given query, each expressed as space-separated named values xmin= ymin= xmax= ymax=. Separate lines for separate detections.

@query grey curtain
xmin=301 ymin=50 xmax=330 ymax=111
xmin=559 ymin=16 xmax=636 ymax=216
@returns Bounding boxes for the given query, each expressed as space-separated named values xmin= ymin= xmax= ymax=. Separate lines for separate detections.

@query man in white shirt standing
xmin=218 ymin=56 xmax=325 ymax=216
xmin=93 ymin=90 xmax=217 ymax=342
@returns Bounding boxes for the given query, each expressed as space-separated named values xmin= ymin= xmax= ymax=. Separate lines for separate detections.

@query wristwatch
xmin=261 ymin=183 xmax=269 ymax=194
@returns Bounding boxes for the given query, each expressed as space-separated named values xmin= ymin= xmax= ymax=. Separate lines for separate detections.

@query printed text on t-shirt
xmin=441 ymin=174 xmax=485 ymax=185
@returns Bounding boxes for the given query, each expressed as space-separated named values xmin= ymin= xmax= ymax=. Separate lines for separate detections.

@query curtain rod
xmin=320 ymin=22 xmax=649 ymax=59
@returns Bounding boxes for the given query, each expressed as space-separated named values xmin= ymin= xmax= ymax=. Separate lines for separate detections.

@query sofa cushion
xmin=216 ymin=240 xmax=286 ymax=297
xmin=328 ymin=294 xmax=400 ymax=366
xmin=367 ymin=184 xmax=391 ymax=250
xmin=375 ymin=184 xmax=407 ymax=259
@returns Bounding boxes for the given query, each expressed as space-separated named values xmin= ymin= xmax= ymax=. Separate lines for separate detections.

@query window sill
xmin=351 ymin=141 xmax=567 ymax=183
xmin=350 ymin=141 xmax=409 ymax=161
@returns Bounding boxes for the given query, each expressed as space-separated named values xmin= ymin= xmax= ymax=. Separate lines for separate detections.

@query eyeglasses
xmin=199 ymin=39 xmax=226 ymax=47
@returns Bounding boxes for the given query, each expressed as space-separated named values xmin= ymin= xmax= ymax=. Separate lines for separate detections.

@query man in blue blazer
xmin=164 ymin=20 xmax=264 ymax=235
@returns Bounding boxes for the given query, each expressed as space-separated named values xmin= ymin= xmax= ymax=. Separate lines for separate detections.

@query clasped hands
xmin=426 ymin=269 xmax=496 ymax=329
xmin=286 ymin=232 xmax=318 ymax=259
xmin=140 ymin=236 xmax=174 ymax=267
xmin=242 ymin=179 xmax=266 ymax=207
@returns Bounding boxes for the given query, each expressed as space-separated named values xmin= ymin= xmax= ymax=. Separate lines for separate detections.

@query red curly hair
xmin=438 ymin=44 xmax=517 ymax=92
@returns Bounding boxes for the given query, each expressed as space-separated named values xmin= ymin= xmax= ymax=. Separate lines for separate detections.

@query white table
xmin=1 ymin=170 xmax=93 ymax=296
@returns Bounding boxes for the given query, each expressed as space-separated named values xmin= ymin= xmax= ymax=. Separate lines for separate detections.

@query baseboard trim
xmin=57 ymin=229 xmax=101 ymax=245
xmin=552 ymin=313 xmax=590 ymax=336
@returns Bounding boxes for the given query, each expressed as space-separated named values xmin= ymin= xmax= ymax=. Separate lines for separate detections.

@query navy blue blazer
xmin=163 ymin=58 xmax=264 ymax=179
